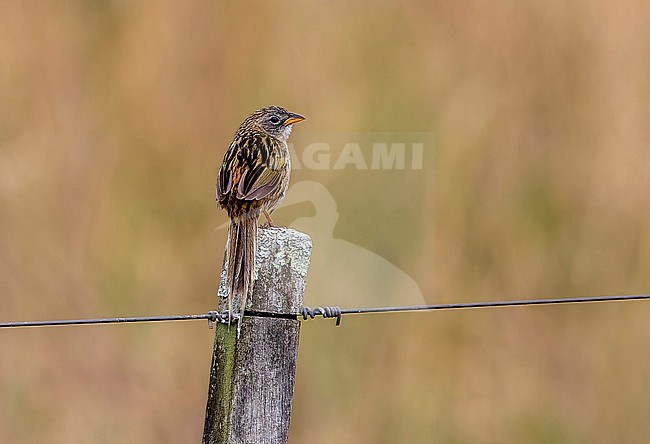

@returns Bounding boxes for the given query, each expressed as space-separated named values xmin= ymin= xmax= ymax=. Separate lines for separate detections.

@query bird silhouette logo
xmin=281 ymin=181 xmax=424 ymax=308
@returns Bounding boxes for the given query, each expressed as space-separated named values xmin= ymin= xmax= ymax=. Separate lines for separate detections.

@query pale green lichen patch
xmin=218 ymin=227 xmax=312 ymax=314
xmin=207 ymin=322 xmax=237 ymax=444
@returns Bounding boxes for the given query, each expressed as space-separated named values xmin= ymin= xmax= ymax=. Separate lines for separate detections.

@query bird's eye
xmin=269 ymin=116 xmax=281 ymax=124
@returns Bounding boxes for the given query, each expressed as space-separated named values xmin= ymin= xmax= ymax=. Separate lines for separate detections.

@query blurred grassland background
xmin=1 ymin=0 xmax=649 ymax=442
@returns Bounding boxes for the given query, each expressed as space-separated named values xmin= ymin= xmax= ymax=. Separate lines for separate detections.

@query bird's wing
xmin=216 ymin=139 xmax=236 ymax=202
xmin=216 ymin=133 xmax=285 ymax=202
xmin=237 ymin=163 xmax=283 ymax=200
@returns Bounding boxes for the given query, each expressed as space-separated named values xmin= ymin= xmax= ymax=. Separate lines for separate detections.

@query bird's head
xmin=240 ymin=106 xmax=305 ymax=142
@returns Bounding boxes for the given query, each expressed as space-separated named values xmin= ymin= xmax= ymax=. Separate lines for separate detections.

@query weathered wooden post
xmin=203 ymin=227 xmax=312 ymax=444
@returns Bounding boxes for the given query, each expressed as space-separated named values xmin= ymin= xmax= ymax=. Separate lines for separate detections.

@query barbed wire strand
xmin=302 ymin=293 xmax=650 ymax=325
xmin=0 ymin=311 xmax=232 ymax=330
xmin=0 ymin=294 xmax=648 ymax=330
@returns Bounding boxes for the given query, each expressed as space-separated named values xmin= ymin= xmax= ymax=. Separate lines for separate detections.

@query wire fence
xmin=1 ymin=293 xmax=648 ymax=330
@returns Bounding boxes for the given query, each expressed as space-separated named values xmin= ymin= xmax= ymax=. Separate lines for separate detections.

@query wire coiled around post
xmin=206 ymin=310 xmax=240 ymax=329
xmin=301 ymin=306 xmax=342 ymax=326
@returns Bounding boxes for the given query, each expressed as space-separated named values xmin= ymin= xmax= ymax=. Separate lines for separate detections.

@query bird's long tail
xmin=226 ymin=217 xmax=256 ymax=334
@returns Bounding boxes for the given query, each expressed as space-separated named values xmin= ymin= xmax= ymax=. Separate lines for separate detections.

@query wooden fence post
xmin=203 ymin=227 xmax=312 ymax=444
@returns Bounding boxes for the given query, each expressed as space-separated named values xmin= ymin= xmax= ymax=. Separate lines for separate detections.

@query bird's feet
xmin=261 ymin=210 xmax=275 ymax=228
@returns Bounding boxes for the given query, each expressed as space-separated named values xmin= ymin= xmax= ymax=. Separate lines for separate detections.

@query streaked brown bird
xmin=216 ymin=106 xmax=305 ymax=330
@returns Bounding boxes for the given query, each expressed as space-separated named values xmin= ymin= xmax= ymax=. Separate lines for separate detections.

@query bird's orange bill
xmin=284 ymin=114 xmax=305 ymax=125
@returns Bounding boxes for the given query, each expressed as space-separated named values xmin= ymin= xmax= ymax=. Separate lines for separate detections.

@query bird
xmin=216 ymin=106 xmax=305 ymax=333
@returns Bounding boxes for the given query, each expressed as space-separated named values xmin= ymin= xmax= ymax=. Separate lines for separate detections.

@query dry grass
xmin=1 ymin=0 xmax=649 ymax=442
